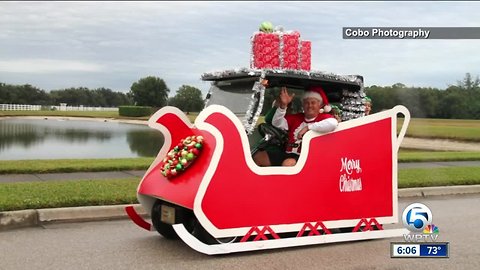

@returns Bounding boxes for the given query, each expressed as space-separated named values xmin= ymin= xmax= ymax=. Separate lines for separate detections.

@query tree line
xmin=365 ymin=73 xmax=480 ymax=119
xmin=0 ymin=83 xmax=132 ymax=107
xmin=128 ymin=77 xmax=204 ymax=112
xmin=0 ymin=76 xmax=205 ymax=112
xmin=2 ymin=73 xmax=479 ymax=118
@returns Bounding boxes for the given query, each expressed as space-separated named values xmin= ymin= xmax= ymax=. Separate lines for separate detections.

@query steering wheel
xmin=257 ymin=123 xmax=288 ymax=147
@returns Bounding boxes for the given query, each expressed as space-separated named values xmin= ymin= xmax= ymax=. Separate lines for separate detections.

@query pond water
xmin=0 ymin=118 xmax=164 ymax=160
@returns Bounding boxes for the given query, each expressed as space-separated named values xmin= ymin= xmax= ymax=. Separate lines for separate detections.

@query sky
xmin=1 ymin=1 xmax=480 ymax=97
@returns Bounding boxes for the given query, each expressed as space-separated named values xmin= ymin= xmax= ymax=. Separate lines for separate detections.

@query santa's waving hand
xmin=271 ymin=86 xmax=338 ymax=166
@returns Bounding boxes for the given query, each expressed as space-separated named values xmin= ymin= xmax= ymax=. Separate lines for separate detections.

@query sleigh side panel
xmin=191 ymin=105 xmax=407 ymax=237
xmin=137 ymin=108 xmax=217 ymax=210
xmin=200 ymin=115 xmax=393 ymax=228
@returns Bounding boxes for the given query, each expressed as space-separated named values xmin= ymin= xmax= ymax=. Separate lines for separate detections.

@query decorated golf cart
xmin=125 ymin=23 xmax=411 ymax=255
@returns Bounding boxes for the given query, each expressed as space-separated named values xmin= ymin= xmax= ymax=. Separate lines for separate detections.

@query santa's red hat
xmin=302 ymin=86 xmax=332 ymax=113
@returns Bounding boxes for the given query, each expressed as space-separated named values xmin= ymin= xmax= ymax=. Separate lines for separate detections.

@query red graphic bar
xmin=353 ymin=218 xmax=384 ymax=232
xmin=297 ymin=222 xmax=332 ymax=237
xmin=240 ymin=226 xmax=280 ymax=242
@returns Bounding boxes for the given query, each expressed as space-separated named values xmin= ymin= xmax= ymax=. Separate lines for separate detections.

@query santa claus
xmin=271 ymin=86 xmax=338 ymax=166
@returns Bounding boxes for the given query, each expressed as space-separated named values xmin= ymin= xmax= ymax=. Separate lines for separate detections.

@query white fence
xmin=0 ymin=104 xmax=118 ymax=112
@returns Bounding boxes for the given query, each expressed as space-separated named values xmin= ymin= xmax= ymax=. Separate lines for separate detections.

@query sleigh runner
xmin=125 ymin=23 xmax=411 ymax=254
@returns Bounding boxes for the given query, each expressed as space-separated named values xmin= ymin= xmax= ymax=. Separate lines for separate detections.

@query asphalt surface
xmin=1 ymin=194 xmax=479 ymax=269
xmin=1 ymin=161 xmax=480 ymax=183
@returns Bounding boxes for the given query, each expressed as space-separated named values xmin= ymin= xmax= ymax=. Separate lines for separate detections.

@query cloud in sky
xmin=1 ymin=1 xmax=480 ymax=95
xmin=0 ymin=59 xmax=105 ymax=73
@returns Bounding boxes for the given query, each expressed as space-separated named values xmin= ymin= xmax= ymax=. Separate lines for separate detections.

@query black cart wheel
xmin=151 ymin=199 xmax=238 ymax=244
xmin=151 ymin=200 xmax=179 ymax=239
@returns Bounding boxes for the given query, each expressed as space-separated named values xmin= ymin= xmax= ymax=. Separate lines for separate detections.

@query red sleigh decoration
xmin=127 ymin=104 xmax=410 ymax=254
xmin=125 ymin=22 xmax=411 ymax=255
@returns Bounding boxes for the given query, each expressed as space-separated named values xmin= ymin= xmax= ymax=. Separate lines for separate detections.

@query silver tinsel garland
xmin=201 ymin=68 xmax=367 ymax=126
xmin=243 ymin=71 xmax=266 ymax=135
xmin=201 ymin=68 xmax=360 ymax=84
xmin=340 ymin=77 xmax=367 ymax=121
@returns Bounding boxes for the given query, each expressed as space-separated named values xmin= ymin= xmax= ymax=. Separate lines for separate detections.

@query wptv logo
xmin=402 ymin=203 xmax=440 ymax=242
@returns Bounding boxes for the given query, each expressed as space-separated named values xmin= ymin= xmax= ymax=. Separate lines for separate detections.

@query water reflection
xmin=126 ymin=129 xmax=164 ymax=157
xmin=0 ymin=118 xmax=164 ymax=160
xmin=0 ymin=120 xmax=112 ymax=150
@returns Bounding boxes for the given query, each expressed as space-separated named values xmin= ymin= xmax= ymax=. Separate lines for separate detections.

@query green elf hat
xmin=259 ymin=21 xmax=274 ymax=33
xmin=330 ymin=104 xmax=342 ymax=114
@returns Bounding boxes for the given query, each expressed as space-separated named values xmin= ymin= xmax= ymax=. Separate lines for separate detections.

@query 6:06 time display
xmin=392 ymin=244 xmax=420 ymax=257
xmin=391 ymin=242 xmax=449 ymax=258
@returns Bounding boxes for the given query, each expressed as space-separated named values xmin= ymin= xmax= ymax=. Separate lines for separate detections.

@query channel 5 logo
xmin=402 ymin=203 xmax=433 ymax=232
xmin=402 ymin=203 xmax=440 ymax=242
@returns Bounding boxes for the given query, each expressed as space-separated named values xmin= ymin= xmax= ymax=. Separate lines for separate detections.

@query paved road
xmin=1 ymin=194 xmax=479 ymax=270
xmin=1 ymin=161 xmax=480 ymax=183
xmin=0 ymin=170 xmax=145 ymax=183
xmin=399 ymin=160 xmax=480 ymax=169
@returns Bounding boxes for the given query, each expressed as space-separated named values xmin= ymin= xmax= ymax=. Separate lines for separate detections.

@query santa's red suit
xmin=272 ymin=108 xmax=337 ymax=154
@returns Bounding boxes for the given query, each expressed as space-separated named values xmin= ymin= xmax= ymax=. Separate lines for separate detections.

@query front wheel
xmin=151 ymin=200 xmax=180 ymax=239
xmin=151 ymin=199 xmax=238 ymax=244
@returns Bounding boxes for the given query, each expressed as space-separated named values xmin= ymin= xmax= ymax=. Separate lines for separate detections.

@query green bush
xmin=118 ymin=106 xmax=152 ymax=117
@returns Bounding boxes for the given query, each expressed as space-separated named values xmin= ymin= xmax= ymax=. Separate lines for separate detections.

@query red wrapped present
xmin=251 ymin=33 xmax=280 ymax=69
xmin=300 ymin=40 xmax=311 ymax=71
xmin=281 ymin=32 xmax=300 ymax=70
xmin=251 ymin=30 xmax=311 ymax=71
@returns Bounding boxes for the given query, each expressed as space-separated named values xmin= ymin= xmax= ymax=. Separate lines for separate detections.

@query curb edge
xmin=2 ymin=185 xmax=479 ymax=231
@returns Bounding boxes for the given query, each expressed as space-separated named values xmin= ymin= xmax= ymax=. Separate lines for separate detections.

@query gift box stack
xmin=251 ymin=32 xmax=281 ymax=69
xmin=299 ymin=40 xmax=311 ymax=70
xmin=250 ymin=24 xmax=311 ymax=71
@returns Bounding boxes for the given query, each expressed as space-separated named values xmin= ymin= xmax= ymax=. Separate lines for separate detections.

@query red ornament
xmin=160 ymin=135 xmax=205 ymax=179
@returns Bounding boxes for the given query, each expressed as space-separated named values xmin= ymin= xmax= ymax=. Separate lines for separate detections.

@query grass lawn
xmin=0 ymin=151 xmax=480 ymax=175
xmin=398 ymin=150 xmax=480 ymax=162
xmin=0 ymin=178 xmax=139 ymax=212
xmin=399 ymin=118 xmax=480 ymax=142
xmin=0 ymin=158 xmax=155 ymax=174
xmin=399 ymin=166 xmax=480 ymax=188
xmin=0 ymin=110 xmax=199 ymax=122
xmin=0 ymin=110 xmax=123 ymax=119
xmin=1 ymin=165 xmax=479 ymax=211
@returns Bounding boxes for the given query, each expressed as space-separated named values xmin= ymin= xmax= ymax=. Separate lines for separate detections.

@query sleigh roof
xmin=202 ymin=68 xmax=363 ymax=102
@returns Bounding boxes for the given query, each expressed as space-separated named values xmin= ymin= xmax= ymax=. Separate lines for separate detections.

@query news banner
xmin=343 ymin=27 xmax=480 ymax=39
xmin=391 ymin=243 xmax=449 ymax=258
xmin=391 ymin=203 xmax=449 ymax=258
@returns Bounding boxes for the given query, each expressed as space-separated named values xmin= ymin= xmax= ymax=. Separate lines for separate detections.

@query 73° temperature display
xmin=391 ymin=242 xmax=449 ymax=258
